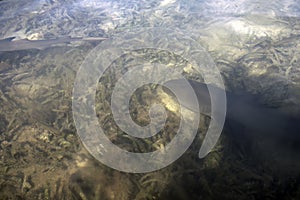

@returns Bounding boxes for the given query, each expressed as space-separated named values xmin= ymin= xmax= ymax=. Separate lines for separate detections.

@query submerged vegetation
xmin=0 ymin=0 xmax=300 ymax=199
xmin=0 ymin=28 xmax=300 ymax=199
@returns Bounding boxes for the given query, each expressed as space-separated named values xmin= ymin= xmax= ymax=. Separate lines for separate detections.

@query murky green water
xmin=0 ymin=0 xmax=300 ymax=199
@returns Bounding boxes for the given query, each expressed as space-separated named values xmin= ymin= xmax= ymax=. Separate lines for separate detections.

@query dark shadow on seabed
xmin=156 ymin=37 xmax=300 ymax=199
xmin=157 ymin=75 xmax=300 ymax=199
xmin=168 ymin=77 xmax=300 ymax=171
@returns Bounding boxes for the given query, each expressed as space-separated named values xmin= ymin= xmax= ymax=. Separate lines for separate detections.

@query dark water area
xmin=0 ymin=0 xmax=300 ymax=199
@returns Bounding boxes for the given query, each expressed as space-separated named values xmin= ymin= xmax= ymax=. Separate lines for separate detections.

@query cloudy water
xmin=0 ymin=0 xmax=300 ymax=199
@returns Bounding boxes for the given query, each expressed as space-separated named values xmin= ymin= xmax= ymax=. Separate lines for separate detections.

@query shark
xmin=164 ymin=78 xmax=300 ymax=172
xmin=0 ymin=36 xmax=107 ymax=52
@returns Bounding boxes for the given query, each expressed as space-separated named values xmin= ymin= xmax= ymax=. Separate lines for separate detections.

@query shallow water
xmin=0 ymin=0 xmax=300 ymax=199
